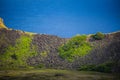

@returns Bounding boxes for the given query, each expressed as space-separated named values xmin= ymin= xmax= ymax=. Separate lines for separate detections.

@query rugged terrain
xmin=0 ymin=18 xmax=120 ymax=73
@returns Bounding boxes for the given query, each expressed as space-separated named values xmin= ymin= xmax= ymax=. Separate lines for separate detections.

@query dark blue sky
xmin=0 ymin=0 xmax=120 ymax=37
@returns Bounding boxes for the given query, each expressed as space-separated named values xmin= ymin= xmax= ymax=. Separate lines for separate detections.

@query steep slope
xmin=27 ymin=34 xmax=71 ymax=69
xmin=0 ymin=28 xmax=69 ymax=69
xmin=72 ymin=32 xmax=120 ymax=72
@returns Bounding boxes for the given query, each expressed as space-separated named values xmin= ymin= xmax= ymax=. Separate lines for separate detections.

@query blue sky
xmin=0 ymin=0 xmax=120 ymax=37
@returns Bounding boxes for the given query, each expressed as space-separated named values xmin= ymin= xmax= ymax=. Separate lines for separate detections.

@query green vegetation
xmin=0 ymin=69 xmax=118 ymax=80
xmin=78 ymin=62 xmax=114 ymax=73
xmin=58 ymin=35 xmax=92 ymax=62
xmin=92 ymin=32 xmax=105 ymax=40
xmin=0 ymin=35 xmax=37 ymax=69
xmin=40 ymin=51 xmax=48 ymax=57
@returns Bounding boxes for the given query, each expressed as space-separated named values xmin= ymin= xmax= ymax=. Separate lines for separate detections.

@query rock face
xmin=0 ymin=18 xmax=8 ymax=29
xmin=27 ymin=34 xmax=71 ymax=69
xmin=0 ymin=29 xmax=21 ymax=54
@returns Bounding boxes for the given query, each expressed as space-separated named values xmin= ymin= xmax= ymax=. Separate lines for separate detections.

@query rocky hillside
xmin=0 ymin=18 xmax=120 ymax=73
xmin=0 ymin=28 xmax=69 ymax=69
xmin=72 ymin=32 xmax=120 ymax=72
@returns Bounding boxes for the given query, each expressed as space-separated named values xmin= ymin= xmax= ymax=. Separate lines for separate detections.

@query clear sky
xmin=0 ymin=0 xmax=120 ymax=38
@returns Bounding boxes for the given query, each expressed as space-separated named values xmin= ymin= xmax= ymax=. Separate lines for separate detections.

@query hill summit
xmin=0 ymin=18 xmax=8 ymax=29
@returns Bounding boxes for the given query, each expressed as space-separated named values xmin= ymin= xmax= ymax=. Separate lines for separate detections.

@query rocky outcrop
xmin=0 ymin=18 xmax=8 ymax=29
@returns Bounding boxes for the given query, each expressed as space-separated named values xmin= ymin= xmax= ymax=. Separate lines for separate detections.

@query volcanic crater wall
xmin=0 ymin=28 xmax=120 ymax=72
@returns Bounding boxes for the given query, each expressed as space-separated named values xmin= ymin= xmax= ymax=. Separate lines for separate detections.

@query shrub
xmin=78 ymin=65 xmax=96 ymax=71
xmin=92 ymin=32 xmax=105 ymax=40
xmin=78 ymin=62 xmax=114 ymax=73
xmin=95 ymin=62 xmax=114 ymax=73
xmin=36 ymin=64 xmax=45 ymax=68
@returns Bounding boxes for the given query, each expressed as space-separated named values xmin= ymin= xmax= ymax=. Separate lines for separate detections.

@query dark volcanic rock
xmin=27 ymin=34 xmax=72 ymax=69
xmin=0 ymin=29 xmax=21 ymax=54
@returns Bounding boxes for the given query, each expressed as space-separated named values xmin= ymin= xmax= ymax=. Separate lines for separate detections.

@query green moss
xmin=0 ymin=35 xmax=37 ymax=69
xmin=58 ymin=35 xmax=92 ymax=62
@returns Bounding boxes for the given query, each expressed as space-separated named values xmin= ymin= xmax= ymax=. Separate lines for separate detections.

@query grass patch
xmin=0 ymin=69 xmax=119 ymax=80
